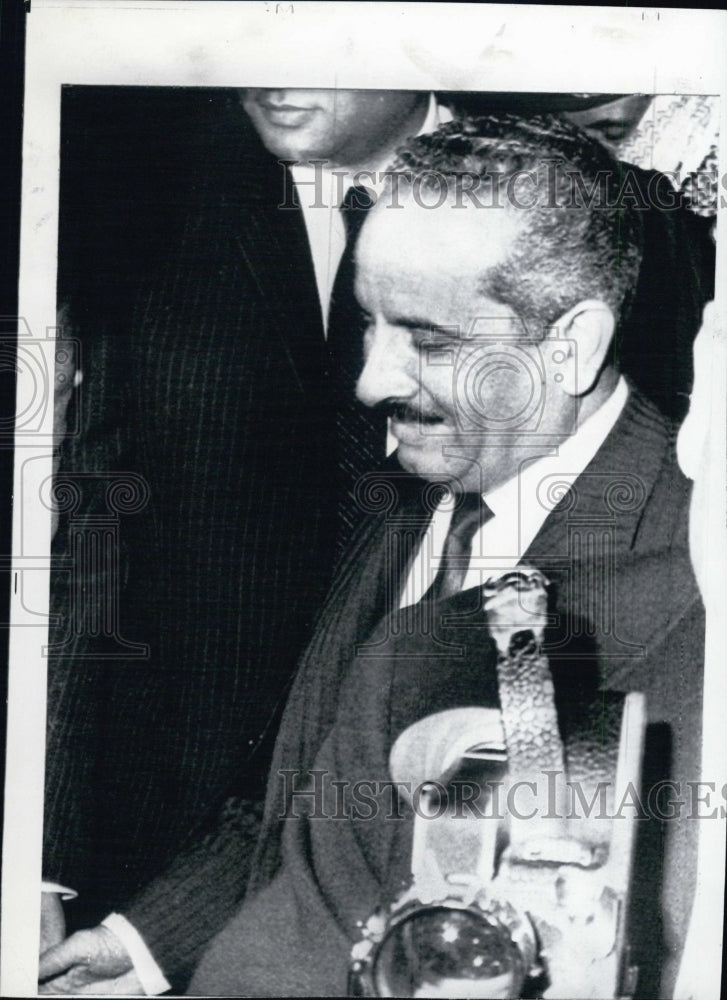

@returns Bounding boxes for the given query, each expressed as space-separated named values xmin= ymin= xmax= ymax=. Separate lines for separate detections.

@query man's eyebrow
xmin=390 ymin=315 xmax=461 ymax=337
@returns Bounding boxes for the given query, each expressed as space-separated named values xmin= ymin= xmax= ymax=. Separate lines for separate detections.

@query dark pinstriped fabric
xmin=326 ymin=185 xmax=388 ymax=551
xmin=45 ymin=98 xmax=339 ymax=986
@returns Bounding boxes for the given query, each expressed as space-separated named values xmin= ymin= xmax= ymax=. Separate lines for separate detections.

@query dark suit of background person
xmin=42 ymin=91 xmax=713 ymax=993
xmin=45 ymin=88 xmax=340 ymax=983
xmin=43 ymin=87 xmax=436 ymax=991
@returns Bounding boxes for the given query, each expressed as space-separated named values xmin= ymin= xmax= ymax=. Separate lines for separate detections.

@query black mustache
xmin=376 ymin=401 xmax=444 ymax=425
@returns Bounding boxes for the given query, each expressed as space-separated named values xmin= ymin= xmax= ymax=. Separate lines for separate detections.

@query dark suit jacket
xmin=46 ymin=91 xmax=338 ymax=981
xmin=189 ymin=389 xmax=704 ymax=999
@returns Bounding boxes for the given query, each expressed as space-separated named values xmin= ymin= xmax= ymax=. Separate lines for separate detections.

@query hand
xmin=38 ymin=925 xmax=143 ymax=995
xmin=40 ymin=892 xmax=66 ymax=954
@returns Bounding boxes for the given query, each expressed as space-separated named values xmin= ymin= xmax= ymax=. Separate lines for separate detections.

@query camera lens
xmin=372 ymin=904 xmax=527 ymax=998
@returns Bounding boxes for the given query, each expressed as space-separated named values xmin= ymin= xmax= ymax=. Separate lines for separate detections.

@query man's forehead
xmin=357 ymin=192 xmax=520 ymax=279
xmin=355 ymin=204 xmax=521 ymax=335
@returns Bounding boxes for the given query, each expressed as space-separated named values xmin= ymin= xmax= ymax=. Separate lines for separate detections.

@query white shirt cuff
xmin=41 ymin=881 xmax=77 ymax=901
xmin=101 ymin=912 xmax=171 ymax=996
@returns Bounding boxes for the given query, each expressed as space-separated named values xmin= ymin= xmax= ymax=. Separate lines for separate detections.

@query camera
xmin=418 ymin=321 xmax=577 ymax=439
xmin=349 ymin=569 xmax=644 ymax=998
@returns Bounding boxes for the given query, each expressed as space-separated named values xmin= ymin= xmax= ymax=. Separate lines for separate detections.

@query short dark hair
xmin=389 ymin=114 xmax=644 ymax=337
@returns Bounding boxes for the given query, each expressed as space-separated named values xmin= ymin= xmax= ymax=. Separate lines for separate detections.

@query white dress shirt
xmin=290 ymin=94 xmax=450 ymax=329
xmin=399 ymin=377 xmax=629 ymax=608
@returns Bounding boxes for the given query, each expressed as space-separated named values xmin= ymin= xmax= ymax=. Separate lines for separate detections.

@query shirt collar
xmin=483 ymin=375 xmax=630 ymax=522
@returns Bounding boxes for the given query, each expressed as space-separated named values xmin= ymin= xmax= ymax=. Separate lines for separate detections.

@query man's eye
xmin=412 ymin=329 xmax=458 ymax=350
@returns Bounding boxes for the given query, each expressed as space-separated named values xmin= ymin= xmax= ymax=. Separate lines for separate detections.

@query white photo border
xmin=4 ymin=1 xmax=726 ymax=995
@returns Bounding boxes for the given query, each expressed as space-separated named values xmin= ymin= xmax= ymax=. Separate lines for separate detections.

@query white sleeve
xmin=101 ymin=912 xmax=172 ymax=996
xmin=41 ymin=881 xmax=77 ymax=901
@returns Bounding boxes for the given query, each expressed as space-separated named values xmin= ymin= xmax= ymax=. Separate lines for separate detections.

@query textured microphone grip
xmin=484 ymin=569 xmax=568 ymax=844
xmin=482 ymin=568 xmax=550 ymax=654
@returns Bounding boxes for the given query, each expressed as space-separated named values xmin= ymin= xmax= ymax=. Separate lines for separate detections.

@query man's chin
xmin=394 ymin=443 xmax=446 ymax=482
xmin=394 ymin=443 xmax=484 ymax=493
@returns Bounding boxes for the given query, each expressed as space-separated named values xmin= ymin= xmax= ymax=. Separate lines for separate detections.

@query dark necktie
xmin=427 ymin=493 xmax=492 ymax=602
xmin=327 ymin=185 xmax=387 ymax=550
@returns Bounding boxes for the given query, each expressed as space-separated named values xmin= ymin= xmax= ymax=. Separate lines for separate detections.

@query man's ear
xmin=550 ymin=299 xmax=616 ymax=397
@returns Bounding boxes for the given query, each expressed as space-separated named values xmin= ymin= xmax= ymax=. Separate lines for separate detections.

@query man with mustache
xmin=40 ymin=95 xmax=711 ymax=995
xmin=181 ymin=115 xmax=703 ymax=998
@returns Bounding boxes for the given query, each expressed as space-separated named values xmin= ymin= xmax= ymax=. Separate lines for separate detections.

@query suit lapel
xmin=435 ymin=391 xmax=674 ymax=671
xmin=273 ymin=469 xmax=434 ymax=779
xmin=211 ymin=100 xmax=327 ymax=395
xmin=229 ymin=201 xmax=326 ymax=396
xmin=521 ymin=390 xmax=683 ymax=690
xmin=526 ymin=389 xmax=669 ymax=563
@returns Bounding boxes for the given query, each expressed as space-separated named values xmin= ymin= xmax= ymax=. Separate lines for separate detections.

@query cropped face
xmin=563 ymin=95 xmax=652 ymax=148
xmin=354 ymin=191 xmax=574 ymax=493
xmin=241 ymin=89 xmax=428 ymax=168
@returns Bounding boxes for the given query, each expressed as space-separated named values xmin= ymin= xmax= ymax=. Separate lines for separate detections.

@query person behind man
xmin=40 ymin=87 xmax=440 ymax=993
xmin=182 ymin=115 xmax=704 ymax=998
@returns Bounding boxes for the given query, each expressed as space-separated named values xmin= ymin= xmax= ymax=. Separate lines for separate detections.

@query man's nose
xmin=355 ymin=326 xmax=415 ymax=409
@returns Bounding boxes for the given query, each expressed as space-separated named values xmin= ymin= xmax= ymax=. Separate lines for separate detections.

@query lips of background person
xmin=256 ymin=94 xmax=314 ymax=111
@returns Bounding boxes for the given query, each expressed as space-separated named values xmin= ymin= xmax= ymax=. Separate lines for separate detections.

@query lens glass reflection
xmin=372 ymin=905 xmax=524 ymax=998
